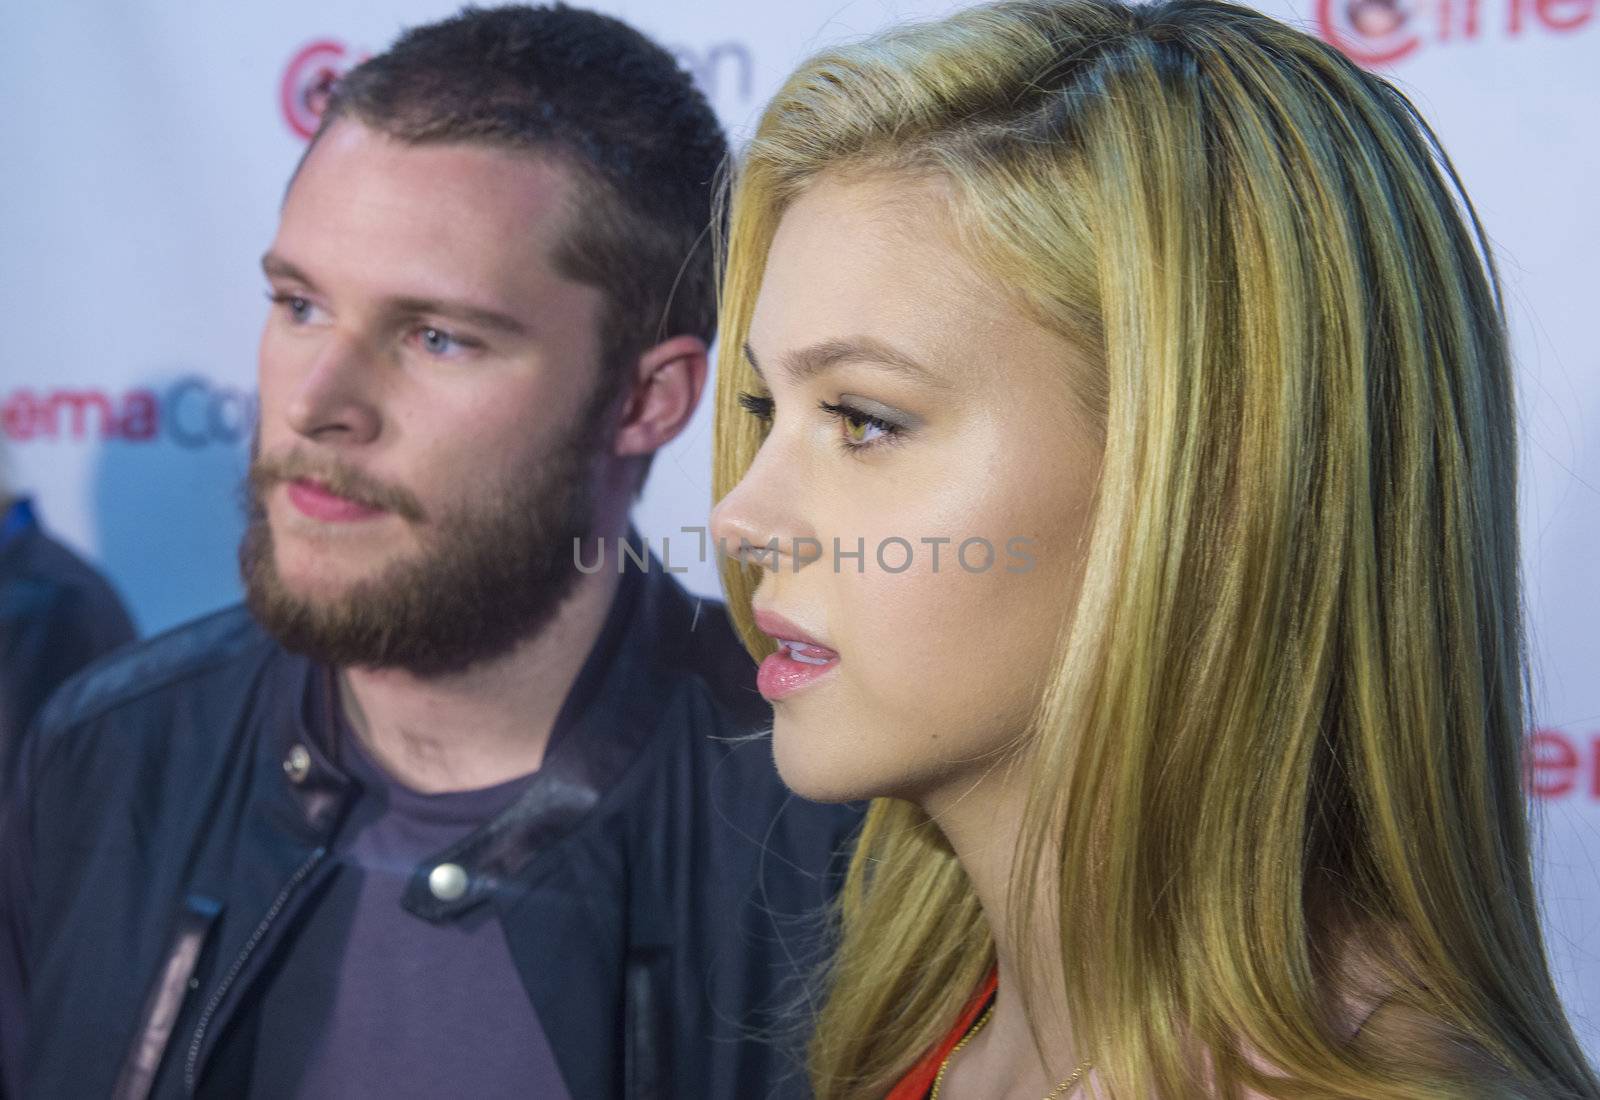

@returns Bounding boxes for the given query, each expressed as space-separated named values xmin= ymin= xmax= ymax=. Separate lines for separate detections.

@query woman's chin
xmin=769 ymin=716 xmax=947 ymax=806
xmin=770 ymin=718 xmax=888 ymax=804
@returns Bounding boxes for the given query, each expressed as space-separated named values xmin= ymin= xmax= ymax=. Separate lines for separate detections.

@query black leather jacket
xmin=0 ymin=545 xmax=861 ymax=1099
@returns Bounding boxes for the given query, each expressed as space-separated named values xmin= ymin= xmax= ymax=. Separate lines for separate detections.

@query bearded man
xmin=0 ymin=8 xmax=858 ymax=1099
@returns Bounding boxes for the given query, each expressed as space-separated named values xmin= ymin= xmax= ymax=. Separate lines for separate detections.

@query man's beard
xmin=239 ymin=411 xmax=603 ymax=678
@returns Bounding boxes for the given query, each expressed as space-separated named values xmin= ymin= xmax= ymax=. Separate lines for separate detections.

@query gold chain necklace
xmin=927 ymin=999 xmax=1093 ymax=1100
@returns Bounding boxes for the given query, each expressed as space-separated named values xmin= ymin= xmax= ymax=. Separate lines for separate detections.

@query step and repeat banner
xmin=3 ymin=0 xmax=1597 ymax=1059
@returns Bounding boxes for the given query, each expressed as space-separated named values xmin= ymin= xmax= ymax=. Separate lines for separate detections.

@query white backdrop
xmin=4 ymin=0 xmax=1597 ymax=1066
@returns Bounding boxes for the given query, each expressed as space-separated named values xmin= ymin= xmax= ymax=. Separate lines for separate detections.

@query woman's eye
xmin=737 ymin=390 xmax=775 ymax=426
xmin=819 ymin=399 xmax=903 ymax=454
xmin=736 ymin=390 xmax=904 ymax=455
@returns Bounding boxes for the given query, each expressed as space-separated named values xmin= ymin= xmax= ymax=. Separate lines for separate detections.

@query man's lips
xmin=284 ymin=478 xmax=388 ymax=522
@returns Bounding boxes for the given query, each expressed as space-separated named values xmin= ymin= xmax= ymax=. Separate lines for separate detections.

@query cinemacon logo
xmin=279 ymin=39 xmax=366 ymax=140
xmin=1529 ymin=728 xmax=1600 ymax=801
xmin=1316 ymin=0 xmax=1592 ymax=65
xmin=1 ymin=381 xmax=256 ymax=449
xmin=280 ymin=36 xmax=755 ymax=140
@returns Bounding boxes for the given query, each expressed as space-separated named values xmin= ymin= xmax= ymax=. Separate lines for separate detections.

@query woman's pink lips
xmin=757 ymin=647 xmax=841 ymax=701
xmin=285 ymin=479 xmax=387 ymax=522
xmin=751 ymin=609 xmax=840 ymax=700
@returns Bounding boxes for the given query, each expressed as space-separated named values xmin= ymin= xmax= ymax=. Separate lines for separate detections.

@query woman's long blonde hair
xmin=710 ymin=1 xmax=1600 ymax=1096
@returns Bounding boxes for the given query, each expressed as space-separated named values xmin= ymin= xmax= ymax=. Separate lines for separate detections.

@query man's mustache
xmin=250 ymin=449 xmax=427 ymax=523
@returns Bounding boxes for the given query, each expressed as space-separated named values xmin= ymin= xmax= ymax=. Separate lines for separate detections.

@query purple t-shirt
xmin=248 ymin=722 xmax=572 ymax=1099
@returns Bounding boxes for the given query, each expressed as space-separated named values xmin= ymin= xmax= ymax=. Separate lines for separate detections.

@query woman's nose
xmin=710 ymin=448 xmax=808 ymax=572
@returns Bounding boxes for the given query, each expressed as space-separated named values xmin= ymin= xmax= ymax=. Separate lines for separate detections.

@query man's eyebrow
xmin=261 ymin=252 xmax=317 ymax=289
xmin=385 ymin=297 xmax=531 ymax=339
xmin=742 ymin=337 xmax=950 ymax=390
xmin=260 ymin=252 xmax=530 ymax=338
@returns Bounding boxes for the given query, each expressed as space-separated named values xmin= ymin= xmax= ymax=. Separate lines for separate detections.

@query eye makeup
xmin=817 ymin=398 xmax=904 ymax=453
xmin=735 ymin=390 xmax=913 ymax=455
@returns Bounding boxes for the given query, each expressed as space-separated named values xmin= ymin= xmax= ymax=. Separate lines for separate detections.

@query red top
xmin=885 ymin=967 xmax=1001 ymax=1100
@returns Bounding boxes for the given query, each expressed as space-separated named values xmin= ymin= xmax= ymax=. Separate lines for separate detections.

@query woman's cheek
xmin=843 ymin=559 xmax=1004 ymax=735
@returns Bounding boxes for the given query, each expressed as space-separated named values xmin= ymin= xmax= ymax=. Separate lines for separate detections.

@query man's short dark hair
xmin=307 ymin=3 xmax=729 ymax=495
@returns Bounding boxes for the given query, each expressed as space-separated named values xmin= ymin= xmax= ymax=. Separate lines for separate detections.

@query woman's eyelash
xmin=737 ymin=390 xmax=774 ymax=423
xmin=734 ymin=390 xmax=905 ymax=455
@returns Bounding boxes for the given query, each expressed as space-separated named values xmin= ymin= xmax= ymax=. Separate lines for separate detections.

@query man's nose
xmin=282 ymin=332 xmax=383 ymax=445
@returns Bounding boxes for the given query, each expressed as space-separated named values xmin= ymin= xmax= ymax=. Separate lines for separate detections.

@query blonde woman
xmin=706 ymin=0 xmax=1600 ymax=1097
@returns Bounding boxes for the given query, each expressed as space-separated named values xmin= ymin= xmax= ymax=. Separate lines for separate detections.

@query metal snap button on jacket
xmin=428 ymin=862 xmax=469 ymax=901
xmin=282 ymin=744 xmax=312 ymax=784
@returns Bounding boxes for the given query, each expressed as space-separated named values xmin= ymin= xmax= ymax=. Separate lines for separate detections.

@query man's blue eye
xmin=420 ymin=327 xmax=461 ymax=355
xmin=265 ymin=291 xmax=316 ymax=323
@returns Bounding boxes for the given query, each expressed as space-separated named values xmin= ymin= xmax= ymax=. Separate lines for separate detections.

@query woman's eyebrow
xmin=743 ymin=337 xmax=952 ymax=390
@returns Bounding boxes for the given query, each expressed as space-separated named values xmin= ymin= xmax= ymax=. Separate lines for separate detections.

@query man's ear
xmin=610 ymin=334 xmax=709 ymax=459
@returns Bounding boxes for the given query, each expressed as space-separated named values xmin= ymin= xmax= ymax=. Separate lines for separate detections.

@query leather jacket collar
xmin=268 ymin=524 xmax=719 ymax=921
